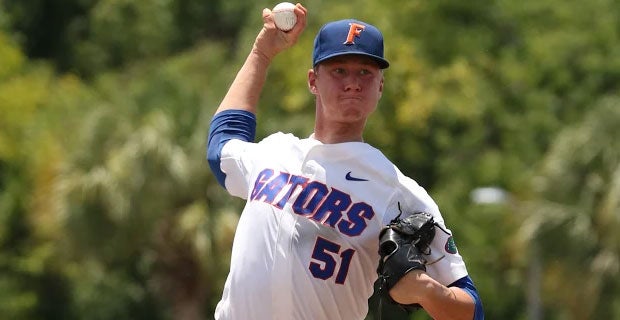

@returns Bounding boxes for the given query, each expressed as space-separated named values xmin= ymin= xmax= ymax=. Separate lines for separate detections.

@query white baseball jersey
xmin=214 ymin=132 xmax=469 ymax=320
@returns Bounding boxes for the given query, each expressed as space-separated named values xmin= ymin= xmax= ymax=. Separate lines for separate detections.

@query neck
xmin=313 ymin=121 xmax=365 ymax=143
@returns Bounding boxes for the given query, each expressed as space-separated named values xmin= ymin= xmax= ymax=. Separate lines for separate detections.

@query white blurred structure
xmin=470 ymin=186 xmax=508 ymax=204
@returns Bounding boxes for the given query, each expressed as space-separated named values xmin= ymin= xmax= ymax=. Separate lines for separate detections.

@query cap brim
xmin=314 ymin=52 xmax=390 ymax=69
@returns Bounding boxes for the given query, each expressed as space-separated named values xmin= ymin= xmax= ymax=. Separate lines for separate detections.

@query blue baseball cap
xmin=312 ymin=19 xmax=389 ymax=69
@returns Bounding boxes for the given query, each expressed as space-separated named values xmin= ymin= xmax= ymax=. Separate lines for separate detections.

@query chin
xmin=337 ymin=110 xmax=367 ymax=123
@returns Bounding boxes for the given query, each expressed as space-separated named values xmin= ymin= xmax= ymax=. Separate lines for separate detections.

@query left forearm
xmin=390 ymin=271 xmax=475 ymax=320
xmin=419 ymin=283 xmax=474 ymax=320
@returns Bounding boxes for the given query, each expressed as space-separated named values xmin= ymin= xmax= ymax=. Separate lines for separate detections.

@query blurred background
xmin=0 ymin=0 xmax=618 ymax=319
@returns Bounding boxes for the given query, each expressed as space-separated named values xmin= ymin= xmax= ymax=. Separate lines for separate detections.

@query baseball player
xmin=207 ymin=3 xmax=484 ymax=320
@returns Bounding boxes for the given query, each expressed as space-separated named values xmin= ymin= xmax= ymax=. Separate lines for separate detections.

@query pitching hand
xmin=253 ymin=3 xmax=307 ymax=61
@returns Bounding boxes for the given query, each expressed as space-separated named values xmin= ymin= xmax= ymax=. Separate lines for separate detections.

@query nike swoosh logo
xmin=345 ymin=171 xmax=369 ymax=182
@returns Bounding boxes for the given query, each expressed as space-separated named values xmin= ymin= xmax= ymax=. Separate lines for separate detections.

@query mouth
xmin=339 ymin=95 xmax=363 ymax=102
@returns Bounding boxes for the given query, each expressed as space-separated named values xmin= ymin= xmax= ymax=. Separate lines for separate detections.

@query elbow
xmin=468 ymin=288 xmax=484 ymax=320
xmin=451 ymin=276 xmax=484 ymax=320
xmin=206 ymin=138 xmax=227 ymax=188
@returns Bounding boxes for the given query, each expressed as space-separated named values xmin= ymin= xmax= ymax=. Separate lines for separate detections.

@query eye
xmin=333 ymin=68 xmax=346 ymax=74
xmin=360 ymin=69 xmax=372 ymax=75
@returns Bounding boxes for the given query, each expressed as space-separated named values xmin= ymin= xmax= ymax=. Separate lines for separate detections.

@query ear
xmin=308 ymin=68 xmax=318 ymax=94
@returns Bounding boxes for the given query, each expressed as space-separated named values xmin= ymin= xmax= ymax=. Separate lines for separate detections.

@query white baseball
xmin=272 ymin=2 xmax=297 ymax=31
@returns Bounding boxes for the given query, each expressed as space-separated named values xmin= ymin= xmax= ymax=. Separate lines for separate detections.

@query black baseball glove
xmin=376 ymin=210 xmax=436 ymax=309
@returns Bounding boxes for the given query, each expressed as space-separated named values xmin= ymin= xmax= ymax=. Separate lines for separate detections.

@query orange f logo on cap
xmin=344 ymin=22 xmax=366 ymax=44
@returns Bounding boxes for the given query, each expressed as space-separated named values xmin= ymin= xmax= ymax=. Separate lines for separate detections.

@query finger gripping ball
xmin=272 ymin=2 xmax=297 ymax=31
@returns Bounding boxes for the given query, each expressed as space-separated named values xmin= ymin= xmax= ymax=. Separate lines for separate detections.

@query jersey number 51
xmin=309 ymin=236 xmax=356 ymax=285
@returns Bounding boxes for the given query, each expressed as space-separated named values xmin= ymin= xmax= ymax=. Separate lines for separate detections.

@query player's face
xmin=309 ymin=55 xmax=384 ymax=123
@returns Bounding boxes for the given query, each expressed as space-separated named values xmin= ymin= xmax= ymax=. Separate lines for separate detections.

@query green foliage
xmin=73 ymin=0 xmax=176 ymax=74
xmin=2 ymin=0 xmax=253 ymax=76
xmin=519 ymin=96 xmax=620 ymax=319
xmin=0 ymin=0 xmax=619 ymax=319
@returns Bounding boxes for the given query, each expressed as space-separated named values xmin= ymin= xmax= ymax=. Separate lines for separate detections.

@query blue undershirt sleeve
xmin=206 ymin=109 xmax=257 ymax=188
xmin=449 ymin=275 xmax=484 ymax=320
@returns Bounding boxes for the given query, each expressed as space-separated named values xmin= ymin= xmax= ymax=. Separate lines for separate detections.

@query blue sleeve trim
xmin=206 ymin=109 xmax=257 ymax=188
xmin=449 ymin=275 xmax=484 ymax=320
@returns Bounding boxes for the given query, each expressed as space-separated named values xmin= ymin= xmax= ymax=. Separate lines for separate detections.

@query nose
xmin=344 ymin=75 xmax=362 ymax=91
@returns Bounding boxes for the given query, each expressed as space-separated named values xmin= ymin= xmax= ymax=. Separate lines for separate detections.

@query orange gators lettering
xmin=344 ymin=23 xmax=366 ymax=44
